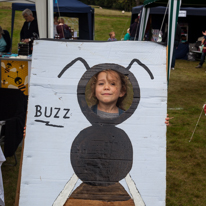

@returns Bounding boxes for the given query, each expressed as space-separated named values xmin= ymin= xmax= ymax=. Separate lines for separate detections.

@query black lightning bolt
xmin=35 ymin=120 xmax=64 ymax=128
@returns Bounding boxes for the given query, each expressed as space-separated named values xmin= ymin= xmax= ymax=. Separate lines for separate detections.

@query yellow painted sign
xmin=1 ymin=60 xmax=28 ymax=95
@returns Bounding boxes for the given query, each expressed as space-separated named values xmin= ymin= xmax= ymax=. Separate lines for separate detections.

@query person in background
xmin=130 ymin=17 xmax=139 ymax=40
xmin=124 ymin=28 xmax=130 ymax=41
xmin=162 ymin=23 xmax=168 ymax=44
xmin=202 ymin=31 xmax=206 ymax=36
xmin=108 ymin=31 xmax=117 ymax=41
xmin=53 ymin=13 xmax=59 ymax=38
xmin=20 ymin=8 xmax=39 ymax=54
xmin=0 ymin=26 xmax=11 ymax=53
xmin=203 ymin=104 xmax=206 ymax=115
xmin=195 ymin=31 xmax=206 ymax=68
xmin=171 ymin=23 xmax=181 ymax=70
xmin=56 ymin=18 xmax=71 ymax=39
xmin=144 ymin=16 xmax=152 ymax=41
xmin=54 ymin=13 xmax=59 ymax=25
xmin=20 ymin=9 xmax=39 ymax=43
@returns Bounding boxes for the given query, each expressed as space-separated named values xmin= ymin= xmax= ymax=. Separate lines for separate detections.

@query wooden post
xmin=14 ymin=136 xmax=25 ymax=206
xmin=15 ymin=111 xmax=27 ymax=206
xmin=166 ymin=45 xmax=168 ymax=79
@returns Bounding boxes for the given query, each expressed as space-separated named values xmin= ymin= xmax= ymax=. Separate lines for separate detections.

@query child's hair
xmin=109 ymin=31 xmax=115 ymax=38
xmin=89 ymin=69 xmax=129 ymax=111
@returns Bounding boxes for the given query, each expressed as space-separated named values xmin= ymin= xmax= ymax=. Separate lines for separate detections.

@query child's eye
xmin=98 ymin=83 xmax=104 ymax=85
xmin=111 ymin=82 xmax=115 ymax=86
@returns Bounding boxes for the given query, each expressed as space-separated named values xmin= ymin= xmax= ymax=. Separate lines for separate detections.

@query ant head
xmin=58 ymin=58 xmax=154 ymax=126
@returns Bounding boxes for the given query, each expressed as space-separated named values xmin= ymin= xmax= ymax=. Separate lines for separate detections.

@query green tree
xmin=118 ymin=0 xmax=136 ymax=11
xmin=79 ymin=0 xmax=144 ymax=11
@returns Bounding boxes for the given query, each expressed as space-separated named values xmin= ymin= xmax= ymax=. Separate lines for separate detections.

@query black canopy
xmin=132 ymin=5 xmax=206 ymax=43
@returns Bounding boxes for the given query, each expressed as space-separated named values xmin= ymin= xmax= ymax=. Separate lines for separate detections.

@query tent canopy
xmin=53 ymin=0 xmax=93 ymax=13
xmin=132 ymin=5 xmax=206 ymax=43
xmin=139 ymin=0 xmax=206 ymax=81
xmin=138 ymin=0 xmax=181 ymax=82
xmin=144 ymin=0 xmax=206 ymax=7
xmin=12 ymin=0 xmax=94 ymax=40
xmin=0 ymin=0 xmax=34 ymax=2
xmin=133 ymin=5 xmax=206 ymax=16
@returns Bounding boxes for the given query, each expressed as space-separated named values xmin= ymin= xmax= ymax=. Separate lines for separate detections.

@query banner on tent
xmin=179 ymin=10 xmax=186 ymax=17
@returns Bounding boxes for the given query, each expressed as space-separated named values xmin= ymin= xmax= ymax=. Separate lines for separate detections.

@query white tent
xmin=139 ymin=0 xmax=206 ymax=81
xmin=0 ymin=0 xmax=53 ymax=38
xmin=139 ymin=0 xmax=181 ymax=81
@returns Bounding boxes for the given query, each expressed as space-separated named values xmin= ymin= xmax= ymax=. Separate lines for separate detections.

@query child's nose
xmin=104 ymin=83 xmax=110 ymax=89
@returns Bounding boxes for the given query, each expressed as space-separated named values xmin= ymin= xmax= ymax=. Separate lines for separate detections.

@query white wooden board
xmin=19 ymin=40 xmax=167 ymax=206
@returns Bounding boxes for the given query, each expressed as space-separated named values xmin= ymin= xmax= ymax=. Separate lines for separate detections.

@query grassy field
xmin=167 ymin=60 xmax=206 ymax=206
xmin=94 ymin=5 xmax=131 ymax=41
xmin=1 ymin=2 xmax=206 ymax=206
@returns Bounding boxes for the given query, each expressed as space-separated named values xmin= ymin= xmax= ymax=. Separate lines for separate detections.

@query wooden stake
xmin=14 ymin=134 xmax=25 ymax=206
xmin=15 ymin=110 xmax=27 ymax=206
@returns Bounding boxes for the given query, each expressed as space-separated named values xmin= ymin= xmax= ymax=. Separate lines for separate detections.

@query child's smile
xmin=95 ymin=71 xmax=125 ymax=110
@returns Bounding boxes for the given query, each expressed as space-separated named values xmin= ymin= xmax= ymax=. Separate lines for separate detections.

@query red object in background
xmin=203 ymin=104 xmax=206 ymax=115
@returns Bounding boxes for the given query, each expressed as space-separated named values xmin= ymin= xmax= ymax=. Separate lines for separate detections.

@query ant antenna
xmin=126 ymin=59 xmax=154 ymax=79
xmin=7 ymin=75 xmax=15 ymax=79
xmin=58 ymin=57 xmax=90 ymax=78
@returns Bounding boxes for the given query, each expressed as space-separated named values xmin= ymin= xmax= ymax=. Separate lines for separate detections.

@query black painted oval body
xmin=71 ymin=125 xmax=133 ymax=186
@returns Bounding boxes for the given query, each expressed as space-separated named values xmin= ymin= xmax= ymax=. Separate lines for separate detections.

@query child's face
xmin=111 ymin=32 xmax=115 ymax=39
xmin=95 ymin=71 xmax=125 ymax=106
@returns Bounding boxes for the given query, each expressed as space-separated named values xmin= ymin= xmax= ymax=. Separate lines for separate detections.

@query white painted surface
xmin=19 ymin=40 xmax=167 ymax=206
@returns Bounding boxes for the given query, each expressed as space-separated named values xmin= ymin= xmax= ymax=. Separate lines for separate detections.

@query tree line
xmin=79 ymin=0 xmax=144 ymax=11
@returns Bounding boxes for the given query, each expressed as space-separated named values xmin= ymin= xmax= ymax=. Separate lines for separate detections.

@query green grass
xmin=167 ymin=60 xmax=206 ymax=206
xmin=91 ymin=5 xmax=132 ymax=17
xmin=0 ymin=3 xmax=24 ymax=53
xmin=95 ymin=15 xmax=131 ymax=40
xmin=1 ymin=147 xmax=22 ymax=205
xmin=1 ymin=2 xmax=206 ymax=206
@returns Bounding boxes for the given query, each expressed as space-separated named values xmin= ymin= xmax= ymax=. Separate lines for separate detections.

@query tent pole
xmin=167 ymin=0 xmax=181 ymax=83
xmin=48 ymin=0 xmax=53 ymax=38
xmin=11 ymin=4 xmax=16 ymax=52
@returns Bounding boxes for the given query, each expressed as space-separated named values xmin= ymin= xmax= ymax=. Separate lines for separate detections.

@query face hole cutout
xmin=85 ymin=69 xmax=134 ymax=114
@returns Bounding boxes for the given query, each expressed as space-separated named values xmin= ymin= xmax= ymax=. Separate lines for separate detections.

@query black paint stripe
xmin=35 ymin=120 xmax=64 ymax=128
xmin=58 ymin=57 xmax=90 ymax=78
xmin=126 ymin=58 xmax=154 ymax=79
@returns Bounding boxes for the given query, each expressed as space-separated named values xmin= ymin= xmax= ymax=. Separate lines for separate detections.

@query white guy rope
xmin=157 ymin=1 xmax=169 ymax=42
xmin=189 ymin=106 xmax=204 ymax=142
